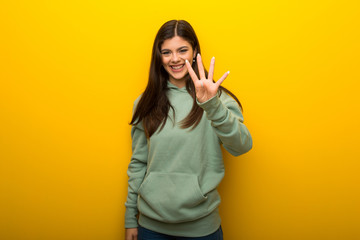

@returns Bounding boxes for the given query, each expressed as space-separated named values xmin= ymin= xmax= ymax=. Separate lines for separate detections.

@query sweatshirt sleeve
xmin=124 ymin=99 xmax=148 ymax=228
xmin=197 ymin=91 xmax=253 ymax=156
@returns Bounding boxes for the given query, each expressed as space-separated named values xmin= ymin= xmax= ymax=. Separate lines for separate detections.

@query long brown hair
xmin=130 ymin=20 xmax=242 ymax=138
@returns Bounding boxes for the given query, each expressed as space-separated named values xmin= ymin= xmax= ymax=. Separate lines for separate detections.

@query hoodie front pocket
xmin=137 ymin=172 xmax=208 ymax=223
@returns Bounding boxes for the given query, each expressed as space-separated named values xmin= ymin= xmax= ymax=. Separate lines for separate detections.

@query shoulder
xmin=219 ymin=89 xmax=240 ymax=107
xmin=131 ymin=93 xmax=145 ymax=130
xmin=134 ymin=93 xmax=143 ymax=107
xmin=132 ymin=93 xmax=143 ymax=112
xmin=218 ymin=89 xmax=244 ymax=119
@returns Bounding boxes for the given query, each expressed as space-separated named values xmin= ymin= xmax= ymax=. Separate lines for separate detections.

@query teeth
xmin=171 ymin=64 xmax=184 ymax=70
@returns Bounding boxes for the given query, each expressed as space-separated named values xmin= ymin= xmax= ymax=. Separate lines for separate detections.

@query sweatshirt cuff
xmin=124 ymin=207 xmax=139 ymax=228
xmin=196 ymin=94 xmax=227 ymax=122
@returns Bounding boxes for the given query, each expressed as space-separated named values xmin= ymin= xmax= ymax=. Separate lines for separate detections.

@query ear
xmin=193 ymin=48 xmax=197 ymax=59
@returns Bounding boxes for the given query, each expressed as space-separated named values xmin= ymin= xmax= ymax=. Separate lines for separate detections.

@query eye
xmin=161 ymin=51 xmax=170 ymax=55
xmin=180 ymin=49 xmax=188 ymax=53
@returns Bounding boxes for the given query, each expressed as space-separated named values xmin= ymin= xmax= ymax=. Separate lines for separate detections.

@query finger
xmin=197 ymin=53 xmax=206 ymax=80
xmin=208 ymin=56 xmax=215 ymax=81
xmin=216 ymin=71 xmax=230 ymax=87
xmin=185 ymin=59 xmax=199 ymax=84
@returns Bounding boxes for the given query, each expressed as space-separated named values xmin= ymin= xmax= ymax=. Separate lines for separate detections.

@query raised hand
xmin=185 ymin=53 xmax=230 ymax=103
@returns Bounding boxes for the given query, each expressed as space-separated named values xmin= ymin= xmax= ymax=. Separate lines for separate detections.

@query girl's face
xmin=160 ymin=36 xmax=196 ymax=85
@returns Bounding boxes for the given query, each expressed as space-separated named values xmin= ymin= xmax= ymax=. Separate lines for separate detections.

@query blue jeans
xmin=138 ymin=225 xmax=223 ymax=240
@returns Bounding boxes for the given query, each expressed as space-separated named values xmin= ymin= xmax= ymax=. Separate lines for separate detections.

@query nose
xmin=171 ymin=52 xmax=181 ymax=63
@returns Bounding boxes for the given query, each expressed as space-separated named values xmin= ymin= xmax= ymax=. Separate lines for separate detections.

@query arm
xmin=124 ymin=100 xmax=148 ymax=229
xmin=185 ymin=53 xmax=252 ymax=156
xmin=197 ymin=93 xmax=253 ymax=156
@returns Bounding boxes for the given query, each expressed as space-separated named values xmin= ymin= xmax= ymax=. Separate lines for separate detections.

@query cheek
xmin=161 ymin=57 xmax=170 ymax=65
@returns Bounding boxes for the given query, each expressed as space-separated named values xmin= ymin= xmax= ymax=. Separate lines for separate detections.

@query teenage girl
xmin=125 ymin=19 xmax=253 ymax=240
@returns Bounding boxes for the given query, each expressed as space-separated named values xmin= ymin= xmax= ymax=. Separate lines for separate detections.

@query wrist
xmin=197 ymin=94 xmax=217 ymax=104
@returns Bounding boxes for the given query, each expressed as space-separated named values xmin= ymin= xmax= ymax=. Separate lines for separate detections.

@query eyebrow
xmin=161 ymin=46 xmax=188 ymax=52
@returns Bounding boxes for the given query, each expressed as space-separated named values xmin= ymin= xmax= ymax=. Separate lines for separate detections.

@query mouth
xmin=170 ymin=64 xmax=185 ymax=72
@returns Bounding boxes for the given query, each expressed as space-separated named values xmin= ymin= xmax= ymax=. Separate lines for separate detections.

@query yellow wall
xmin=1 ymin=0 xmax=359 ymax=239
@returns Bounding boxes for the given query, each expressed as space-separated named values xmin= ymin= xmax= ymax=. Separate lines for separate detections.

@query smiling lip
xmin=170 ymin=64 xmax=185 ymax=72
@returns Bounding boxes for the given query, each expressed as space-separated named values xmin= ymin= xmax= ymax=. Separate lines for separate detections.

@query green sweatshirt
xmin=125 ymin=80 xmax=253 ymax=237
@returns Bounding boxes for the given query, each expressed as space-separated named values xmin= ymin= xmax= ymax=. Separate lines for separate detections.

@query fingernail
xmin=228 ymin=71 xmax=230 ymax=74
xmin=212 ymin=56 xmax=215 ymax=59
xmin=185 ymin=59 xmax=188 ymax=63
xmin=197 ymin=53 xmax=200 ymax=57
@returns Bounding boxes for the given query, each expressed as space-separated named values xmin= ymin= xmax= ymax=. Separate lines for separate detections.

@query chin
xmin=168 ymin=71 xmax=188 ymax=80
xmin=171 ymin=74 xmax=186 ymax=80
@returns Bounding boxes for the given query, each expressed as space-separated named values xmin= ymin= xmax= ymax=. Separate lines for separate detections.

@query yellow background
xmin=1 ymin=0 xmax=359 ymax=239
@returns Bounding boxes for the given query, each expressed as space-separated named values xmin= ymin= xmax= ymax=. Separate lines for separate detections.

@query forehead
xmin=161 ymin=36 xmax=191 ymax=49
